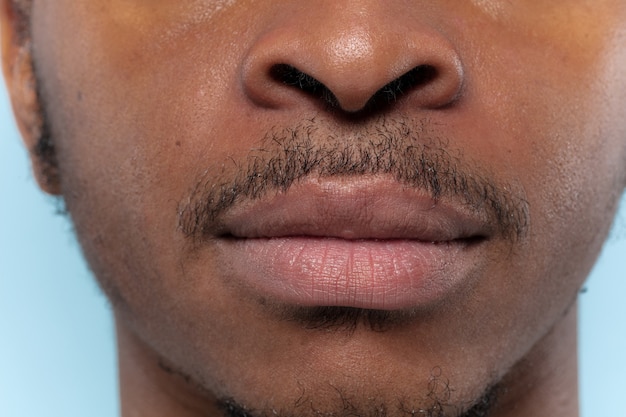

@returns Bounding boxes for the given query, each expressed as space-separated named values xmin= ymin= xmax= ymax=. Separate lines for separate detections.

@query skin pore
xmin=2 ymin=1 xmax=626 ymax=417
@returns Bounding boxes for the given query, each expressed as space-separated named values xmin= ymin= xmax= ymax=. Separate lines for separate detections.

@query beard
xmin=156 ymin=351 xmax=501 ymax=417
xmin=156 ymin=352 xmax=501 ymax=417
xmin=217 ymin=390 xmax=499 ymax=417
xmin=216 ymin=358 xmax=501 ymax=417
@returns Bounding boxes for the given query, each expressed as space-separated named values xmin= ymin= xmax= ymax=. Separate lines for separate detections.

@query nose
xmin=241 ymin=3 xmax=464 ymax=114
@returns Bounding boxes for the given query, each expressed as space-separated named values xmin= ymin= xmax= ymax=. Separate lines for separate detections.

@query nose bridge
xmin=241 ymin=2 xmax=464 ymax=113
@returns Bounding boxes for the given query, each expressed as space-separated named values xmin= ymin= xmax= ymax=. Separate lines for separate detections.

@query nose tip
xmin=241 ymin=20 xmax=464 ymax=113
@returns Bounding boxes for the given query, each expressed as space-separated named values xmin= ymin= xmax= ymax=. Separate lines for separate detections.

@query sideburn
xmin=32 ymin=65 xmax=59 ymax=189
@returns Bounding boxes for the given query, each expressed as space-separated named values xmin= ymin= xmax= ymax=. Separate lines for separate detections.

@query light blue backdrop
xmin=1 ymin=78 xmax=624 ymax=416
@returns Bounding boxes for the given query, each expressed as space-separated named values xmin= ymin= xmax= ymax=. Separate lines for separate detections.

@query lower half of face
xmin=28 ymin=1 xmax=626 ymax=416
xmin=58 ymin=119 xmax=623 ymax=417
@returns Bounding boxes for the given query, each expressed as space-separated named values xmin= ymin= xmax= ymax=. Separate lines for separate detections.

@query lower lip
xmin=216 ymin=237 xmax=479 ymax=310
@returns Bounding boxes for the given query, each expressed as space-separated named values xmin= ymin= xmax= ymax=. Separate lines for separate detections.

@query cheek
xmin=31 ymin=5 xmax=265 ymax=336
xmin=444 ymin=8 xmax=626 ymax=342
xmin=479 ymin=12 xmax=626 ymax=238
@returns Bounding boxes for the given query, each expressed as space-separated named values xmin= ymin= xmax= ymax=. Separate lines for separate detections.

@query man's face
xmin=5 ymin=0 xmax=626 ymax=416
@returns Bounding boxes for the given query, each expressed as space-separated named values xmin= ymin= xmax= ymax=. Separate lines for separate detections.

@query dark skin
xmin=2 ymin=1 xmax=626 ymax=416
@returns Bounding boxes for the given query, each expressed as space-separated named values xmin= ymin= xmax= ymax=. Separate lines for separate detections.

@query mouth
xmin=209 ymin=175 xmax=491 ymax=311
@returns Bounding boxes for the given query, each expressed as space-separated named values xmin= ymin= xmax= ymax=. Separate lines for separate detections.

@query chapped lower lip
xmin=216 ymin=235 xmax=483 ymax=311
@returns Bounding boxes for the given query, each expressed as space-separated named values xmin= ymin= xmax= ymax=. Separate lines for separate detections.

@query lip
xmin=211 ymin=175 xmax=490 ymax=310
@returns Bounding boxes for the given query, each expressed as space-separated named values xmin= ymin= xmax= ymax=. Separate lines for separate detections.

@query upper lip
xmin=213 ymin=175 xmax=492 ymax=242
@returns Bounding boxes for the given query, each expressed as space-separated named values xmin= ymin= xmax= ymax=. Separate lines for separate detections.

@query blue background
xmin=1 ymin=76 xmax=625 ymax=416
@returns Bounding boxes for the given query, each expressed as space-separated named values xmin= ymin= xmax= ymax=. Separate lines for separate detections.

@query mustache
xmin=178 ymin=117 xmax=529 ymax=241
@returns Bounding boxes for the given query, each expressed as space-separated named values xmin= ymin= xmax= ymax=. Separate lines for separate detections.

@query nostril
xmin=269 ymin=64 xmax=442 ymax=113
xmin=374 ymin=65 xmax=438 ymax=105
xmin=270 ymin=64 xmax=320 ymax=93
xmin=270 ymin=64 xmax=340 ymax=108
